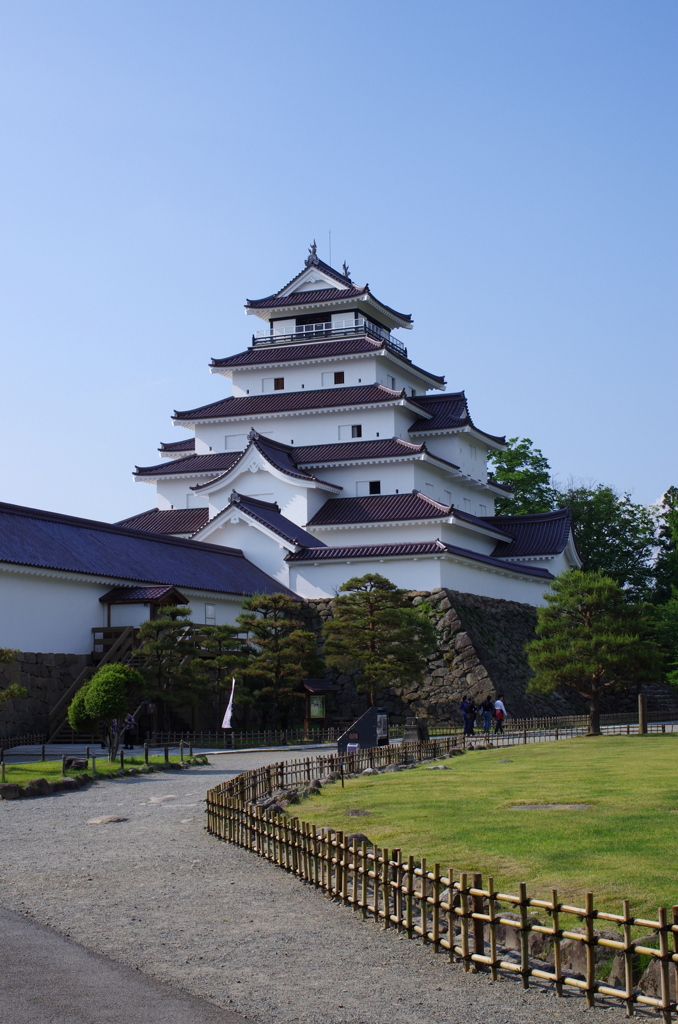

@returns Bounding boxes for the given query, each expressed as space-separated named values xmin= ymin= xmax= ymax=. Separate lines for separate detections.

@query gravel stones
xmin=0 ymin=749 xmax=633 ymax=1024
xmin=87 ymin=815 xmax=129 ymax=824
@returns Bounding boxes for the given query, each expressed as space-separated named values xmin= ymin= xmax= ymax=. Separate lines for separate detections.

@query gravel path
xmin=0 ymin=750 xmax=642 ymax=1024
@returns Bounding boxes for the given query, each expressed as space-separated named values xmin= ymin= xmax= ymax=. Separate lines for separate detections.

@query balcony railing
xmin=252 ymin=318 xmax=407 ymax=358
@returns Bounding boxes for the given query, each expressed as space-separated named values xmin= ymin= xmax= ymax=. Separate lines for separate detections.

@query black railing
xmin=252 ymin=320 xmax=408 ymax=358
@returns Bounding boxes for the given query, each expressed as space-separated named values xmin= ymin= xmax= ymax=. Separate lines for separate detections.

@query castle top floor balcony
xmin=252 ymin=317 xmax=408 ymax=359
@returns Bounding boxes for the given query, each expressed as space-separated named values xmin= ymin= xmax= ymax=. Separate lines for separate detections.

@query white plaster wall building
xmin=121 ymin=247 xmax=580 ymax=604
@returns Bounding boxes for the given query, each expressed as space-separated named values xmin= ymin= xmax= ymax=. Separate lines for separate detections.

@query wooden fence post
xmin=472 ymin=872 xmax=485 ymax=963
xmin=658 ymin=906 xmax=672 ymax=1024
xmin=519 ymin=881 xmax=530 ymax=990
xmin=638 ymin=692 xmax=648 ymax=734
xmin=584 ymin=891 xmax=595 ymax=1008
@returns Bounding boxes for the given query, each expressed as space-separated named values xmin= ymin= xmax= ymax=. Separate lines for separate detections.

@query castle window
xmin=387 ymin=375 xmax=396 ymax=389
xmin=479 ymin=504 xmax=487 ymax=516
xmin=356 ymin=480 xmax=381 ymax=496
xmin=274 ymin=377 xmax=284 ymax=391
xmin=322 ymin=370 xmax=345 ymax=387
xmin=338 ymin=424 xmax=362 ymax=440
xmin=369 ymin=481 xmax=381 ymax=495
xmin=205 ymin=604 xmax=216 ymax=626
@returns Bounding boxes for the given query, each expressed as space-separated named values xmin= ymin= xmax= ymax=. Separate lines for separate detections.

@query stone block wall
xmin=0 ymin=652 xmax=91 ymax=738
xmin=302 ymin=587 xmax=677 ymax=726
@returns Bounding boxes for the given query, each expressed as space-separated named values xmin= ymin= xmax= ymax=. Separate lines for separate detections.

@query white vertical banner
xmin=222 ymin=677 xmax=236 ymax=729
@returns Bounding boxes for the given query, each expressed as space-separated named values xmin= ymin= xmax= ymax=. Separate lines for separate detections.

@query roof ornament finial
xmin=247 ymin=428 xmax=260 ymax=441
xmin=342 ymin=260 xmax=350 ymax=279
xmin=305 ymin=240 xmax=319 ymax=267
xmin=229 ymin=490 xmax=240 ymax=504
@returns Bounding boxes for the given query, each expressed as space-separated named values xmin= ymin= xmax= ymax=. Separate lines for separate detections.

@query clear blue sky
xmin=1 ymin=1 xmax=676 ymax=522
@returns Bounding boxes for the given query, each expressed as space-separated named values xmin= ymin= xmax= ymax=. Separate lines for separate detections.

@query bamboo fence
xmin=206 ymin=738 xmax=678 ymax=1021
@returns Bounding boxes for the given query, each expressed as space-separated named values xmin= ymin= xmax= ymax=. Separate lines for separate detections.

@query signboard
xmin=376 ymin=714 xmax=388 ymax=739
xmin=309 ymin=695 xmax=325 ymax=719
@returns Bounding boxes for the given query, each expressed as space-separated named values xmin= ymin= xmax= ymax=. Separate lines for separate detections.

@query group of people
xmin=100 ymin=714 xmax=138 ymax=750
xmin=460 ymin=694 xmax=507 ymax=737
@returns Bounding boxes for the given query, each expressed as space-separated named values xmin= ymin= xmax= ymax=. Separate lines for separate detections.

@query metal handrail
xmin=252 ymin=320 xmax=408 ymax=358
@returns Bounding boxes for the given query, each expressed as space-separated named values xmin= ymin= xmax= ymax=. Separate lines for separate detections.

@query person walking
xmin=461 ymin=696 xmax=476 ymax=737
xmin=493 ymin=694 xmax=507 ymax=734
xmin=481 ymin=697 xmax=493 ymax=737
xmin=123 ymin=713 xmax=136 ymax=750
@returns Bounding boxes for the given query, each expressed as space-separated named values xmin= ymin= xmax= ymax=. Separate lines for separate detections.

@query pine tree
xmin=237 ymin=593 xmax=318 ymax=728
xmin=136 ymin=605 xmax=203 ymax=730
xmin=652 ymin=486 xmax=678 ymax=603
xmin=526 ymin=570 xmax=660 ymax=734
xmin=322 ymin=573 xmax=437 ymax=706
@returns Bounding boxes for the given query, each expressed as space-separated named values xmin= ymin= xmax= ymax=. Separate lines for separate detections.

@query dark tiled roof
xmin=99 ymin=585 xmax=188 ymax=604
xmin=286 ymin=539 xmax=553 ymax=579
xmin=0 ymin=502 xmax=289 ymax=596
xmin=191 ymin=434 xmax=340 ymax=493
xmin=225 ymin=493 xmax=325 ymax=548
xmin=135 ymin=453 xmax=242 ymax=478
xmin=409 ymin=392 xmax=506 ymax=444
xmin=173 ymin=383 xmax=410 ymax=422
xmin=487 ymin=509 xmax=575 ymax=558
xmin=159 ymin=438 xmax=195 ymax=453
xmin=211 ymin=337 xmax=382 ymax=368
xmin=307 ymin=491 xmax=453 ymax=527
xmin=210 ymin=336 xmax=445 ymax=385
xmin=295 ymin=437 xmax=428 ymax=464
xmin=247 ymin=286 xmax=367 ymax=309
xmin=115 ymin=508 xmax=210 ymax=535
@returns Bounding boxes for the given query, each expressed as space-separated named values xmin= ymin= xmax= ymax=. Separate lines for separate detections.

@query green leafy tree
xmin=526 ymin=570 xmax=660 ymax=734
xmin=322 ymin=573 xmax=438 ymax=706
xmin=67 ymin=683 xmax=94 ymax=732
xmin=137 ymin=605 xmax=203 ymax=730
xmin=652 ymin=486 xmax=678 ymax=604
xmin=237 ymin=593 xmax=318 ymax=728
xmin=554 ymin=484 xmax=656 ymax=598
xmin=68 ymin=663 xmax=145 ymax=760
xmin=652 ymin=594 xmax=678 ymax=687
xmin=488 ymin=437 xmax=555 ymax=515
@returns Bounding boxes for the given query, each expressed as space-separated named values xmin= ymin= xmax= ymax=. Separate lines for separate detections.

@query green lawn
xmin=1 ymin=753 xmax=194 ymax=785
xmin=297 ymin=734 xmax=678 ymax=917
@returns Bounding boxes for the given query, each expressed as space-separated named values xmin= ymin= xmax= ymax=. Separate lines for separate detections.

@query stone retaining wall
xmin=302 ymin=587 xmax=678 ymax=725
xmin=0 ymin=652 xmax=91 ymax=738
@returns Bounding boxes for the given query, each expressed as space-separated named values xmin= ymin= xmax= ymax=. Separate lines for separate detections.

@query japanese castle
xmin=120 ymin=246 xmax=579 ymax=604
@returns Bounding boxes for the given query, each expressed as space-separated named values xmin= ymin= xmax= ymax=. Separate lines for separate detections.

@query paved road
xmin=0 ymin=906 xmax=250 ymax=1024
